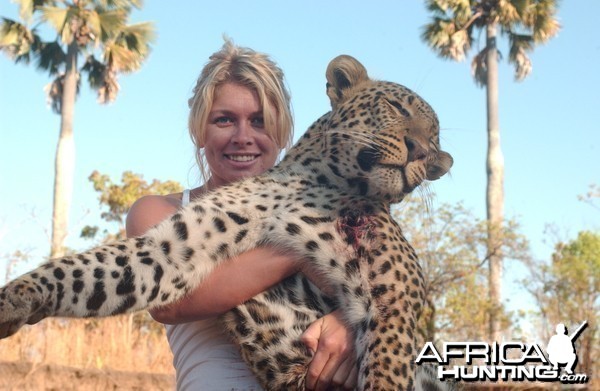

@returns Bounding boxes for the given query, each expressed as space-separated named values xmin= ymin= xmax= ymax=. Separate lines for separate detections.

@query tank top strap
xmin=182 ymin=189 xmax=191 ymax=206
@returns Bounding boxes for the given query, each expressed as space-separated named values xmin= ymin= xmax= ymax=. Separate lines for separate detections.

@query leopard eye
xmin=387 ymin=100 xmax=410 ymax=117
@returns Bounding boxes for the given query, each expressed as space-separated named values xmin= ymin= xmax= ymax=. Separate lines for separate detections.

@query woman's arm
xmin=150 ymin=247 xmax=300 ymax=323
xmin=126 ymin=195 xmax=300 ymax=323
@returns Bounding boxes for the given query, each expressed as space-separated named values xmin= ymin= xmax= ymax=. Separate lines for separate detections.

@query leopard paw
xmin=0 ymin=279 xmax=45 ymax=339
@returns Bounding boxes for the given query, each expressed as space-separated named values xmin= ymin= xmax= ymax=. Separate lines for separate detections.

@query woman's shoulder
xmin=126 ymin=193 xmax=183 ymax=237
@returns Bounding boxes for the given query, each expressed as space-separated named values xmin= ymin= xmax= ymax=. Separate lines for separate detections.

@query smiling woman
xmin=187 ymin=41 xmax=294 ymax=187
xmin=202 ymin=83 xmax=280 ymax=188
xmin=124 ymin=40 xmax=359 ymax=391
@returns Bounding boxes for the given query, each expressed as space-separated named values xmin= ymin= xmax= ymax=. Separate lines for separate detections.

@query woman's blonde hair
xmin=188 ymin=39 xmax=294 ymax=183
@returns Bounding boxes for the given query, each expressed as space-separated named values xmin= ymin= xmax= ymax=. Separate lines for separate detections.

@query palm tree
xmin=421 ymin=0 xmax=560 ymax=343
xmin=0 ymin=0 xmax=155 ymax=258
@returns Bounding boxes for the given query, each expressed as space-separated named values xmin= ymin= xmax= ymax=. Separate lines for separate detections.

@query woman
xmin=126 ymin=40 xmax=356 ymax=391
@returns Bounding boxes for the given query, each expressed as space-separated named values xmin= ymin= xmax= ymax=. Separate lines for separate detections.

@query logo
xmin=415 ymin=321 xmax=588 ymax=384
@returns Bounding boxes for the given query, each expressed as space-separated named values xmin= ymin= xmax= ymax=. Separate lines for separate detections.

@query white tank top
xmin=165 ymin=189 xmax=263 ymax=390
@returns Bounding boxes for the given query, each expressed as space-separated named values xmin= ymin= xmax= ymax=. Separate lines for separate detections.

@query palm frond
xmin=95 ymin=9 xmax=128 ymax=42
xmin=447 ymin=0 xmax=474 ymax=26
xmin=44 ymin=72 xmax=81 ymax=114
xmin=36 ymin=40 xmax=65 ymax=75
xmin=497 ymin=0 xmax=521 ymax=25
xmin=102 ymin=21 xmax=154 ymax=73
xmin=471 ymin=47 xmax=504 ymax=87
xmin=121 ymin=21 xmax=156 ymax=43
xmin=424 ymin=0 xmax=449 ymax=17
xmin=81 ymin=54 xmax=119 ymax=104
xmin=102 ymin=41 xmax=137 ymax=73
xmin=508 ymin=33 xmax=533 ymax=81
xmin=38 ymin=5 xmax=82 ymax=45
xmin=426 ymin=0 xmax=476 ymax=27
xmin=95 ymin=0 xmax=143 ymax=11
xmin=117 ymin=22 xmax=155 ymax=54
xmin=44 ymin=74 xmax=63 ymax=113
xmin=507 ymin=0 xmax=530 ymax=18
xmin=0 ymin=18 xmax=41 ymax=64
xmin=422 ymin=17 xmax=472 ymax=62
xmin=532 ymin=12 xmax=561 ymax=43
xmin=84 ymin=9 xmax=102 ymax=42
xmin=38 ymin=6 xmax=69 ymax=36
xmin=521 ymin=0 xmax=561 ymax=43
xmin=81 ymin=54 xmax=106 ymax=88
xmin=471 ymin=48 xmax=488 ymax=88
xmin=14 ymin=0 xmax=55 ymax=24
xmin=512 ymin=46 xmax=532 ymax=81
xmin=508 ymin=32 xmax=534 ymax=55
xmin=96 ymin=70 xmax=120 ymax=104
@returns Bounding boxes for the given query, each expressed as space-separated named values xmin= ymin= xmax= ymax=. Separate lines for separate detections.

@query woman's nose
xmin=231 ymin=121 xmax=254 ymax=145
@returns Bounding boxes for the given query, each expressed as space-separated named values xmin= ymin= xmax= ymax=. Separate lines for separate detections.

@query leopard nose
xmin=405 ymin=136 xmax=427 ymax=162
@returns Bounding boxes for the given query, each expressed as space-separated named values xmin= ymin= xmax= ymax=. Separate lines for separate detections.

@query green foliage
xmin=552 ymin=232 xmax=600 ymax=303
xmin=421 ymin=0 xmax=560 ymax=84
xmin=79 ymin=171 xmax=180 ymax=334
xmin=393 ymin=194 xmax=529 ymax=342
xmin=81 ymin=170 xmax=183 ymax=241
xmin=523 ymin=231 xmax=600 ymax=378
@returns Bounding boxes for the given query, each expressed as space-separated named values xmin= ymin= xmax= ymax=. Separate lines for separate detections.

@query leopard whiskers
xmin=328 ymin=129 xmax=381 ymax=150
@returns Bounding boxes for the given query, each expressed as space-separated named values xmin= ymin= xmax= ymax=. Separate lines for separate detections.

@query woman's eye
xmin=214 ymin=116 xmax=233 ymax=126
xmin=251 ymin=116 xmax=265 ymax=128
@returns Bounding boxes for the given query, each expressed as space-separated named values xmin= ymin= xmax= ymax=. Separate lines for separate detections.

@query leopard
xmin=0 ymin=55 xmax=454 ymax=390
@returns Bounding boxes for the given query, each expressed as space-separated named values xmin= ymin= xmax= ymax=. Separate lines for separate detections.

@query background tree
xmin=81 ymin=170 xmax=182 ymax=335
xmin=579 ymin=183 xmax=600 ymax=211
xmin=392 ymin=194 xmax=529 ymax=343
xmin=0 ymin=0 xmax=155 ymax=258
xmin=522 ymin=231 xmax=599 ymax=384
xmin=421 ymin=0 xmax=560 ymax=342
xmin=81 ymin=170 xmax=183 ymax=242
xmin=2 ymin=250 xmax=31 ymax=285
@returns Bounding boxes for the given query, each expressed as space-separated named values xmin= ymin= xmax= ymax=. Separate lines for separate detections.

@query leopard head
xmin=324 ymin=55 xmax=453 ymax=203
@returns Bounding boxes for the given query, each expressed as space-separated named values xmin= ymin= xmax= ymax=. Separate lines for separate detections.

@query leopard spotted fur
xmin=0 ymin=55 xmax=454 ymax=390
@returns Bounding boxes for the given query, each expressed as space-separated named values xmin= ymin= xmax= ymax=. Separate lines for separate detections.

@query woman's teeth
xmin=227 ymin=155 xmax=257 ymax=162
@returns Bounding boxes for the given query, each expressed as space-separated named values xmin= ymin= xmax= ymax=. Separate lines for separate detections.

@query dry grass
xmin=0 ymin=314 xmax=175 ymax=390
xmin=1 ymin=315 xmax=596 ymax=390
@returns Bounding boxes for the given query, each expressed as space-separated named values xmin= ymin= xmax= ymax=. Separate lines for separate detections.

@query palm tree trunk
xmin=485 ymin=22 xmax=505 ymax=343
xmin=50 ymin=40 xmax=78 ymax=258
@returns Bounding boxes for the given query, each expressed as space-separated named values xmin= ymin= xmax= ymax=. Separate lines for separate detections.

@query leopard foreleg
xmin=0 ymin=193 xmax=269 ymax=338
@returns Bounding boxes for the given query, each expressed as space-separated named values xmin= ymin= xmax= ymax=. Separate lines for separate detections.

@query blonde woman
xmin=126 ymin=40 xmax=356 ymax=391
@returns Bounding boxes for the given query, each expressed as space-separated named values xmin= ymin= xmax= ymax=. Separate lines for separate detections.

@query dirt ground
xmin=0 ymin=361 xmax=175 ymax=391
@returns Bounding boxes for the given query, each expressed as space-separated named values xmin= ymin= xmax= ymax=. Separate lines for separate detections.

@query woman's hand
xmin=301 ymin=309 xmax=358 ymax=390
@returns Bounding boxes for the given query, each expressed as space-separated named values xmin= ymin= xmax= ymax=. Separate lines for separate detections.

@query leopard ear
xmin=326 ymin=55 xmax=369 ymax=109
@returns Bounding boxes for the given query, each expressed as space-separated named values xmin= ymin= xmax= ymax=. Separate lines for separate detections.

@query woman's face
xmin=202 ymin=83 xmax=280 ymax=188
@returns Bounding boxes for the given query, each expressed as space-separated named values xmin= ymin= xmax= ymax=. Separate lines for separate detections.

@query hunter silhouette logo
xmin=415 ymin=320 xmax=589 ymax=384
xmin=546 ymin=321 xmax=587 ymax=375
